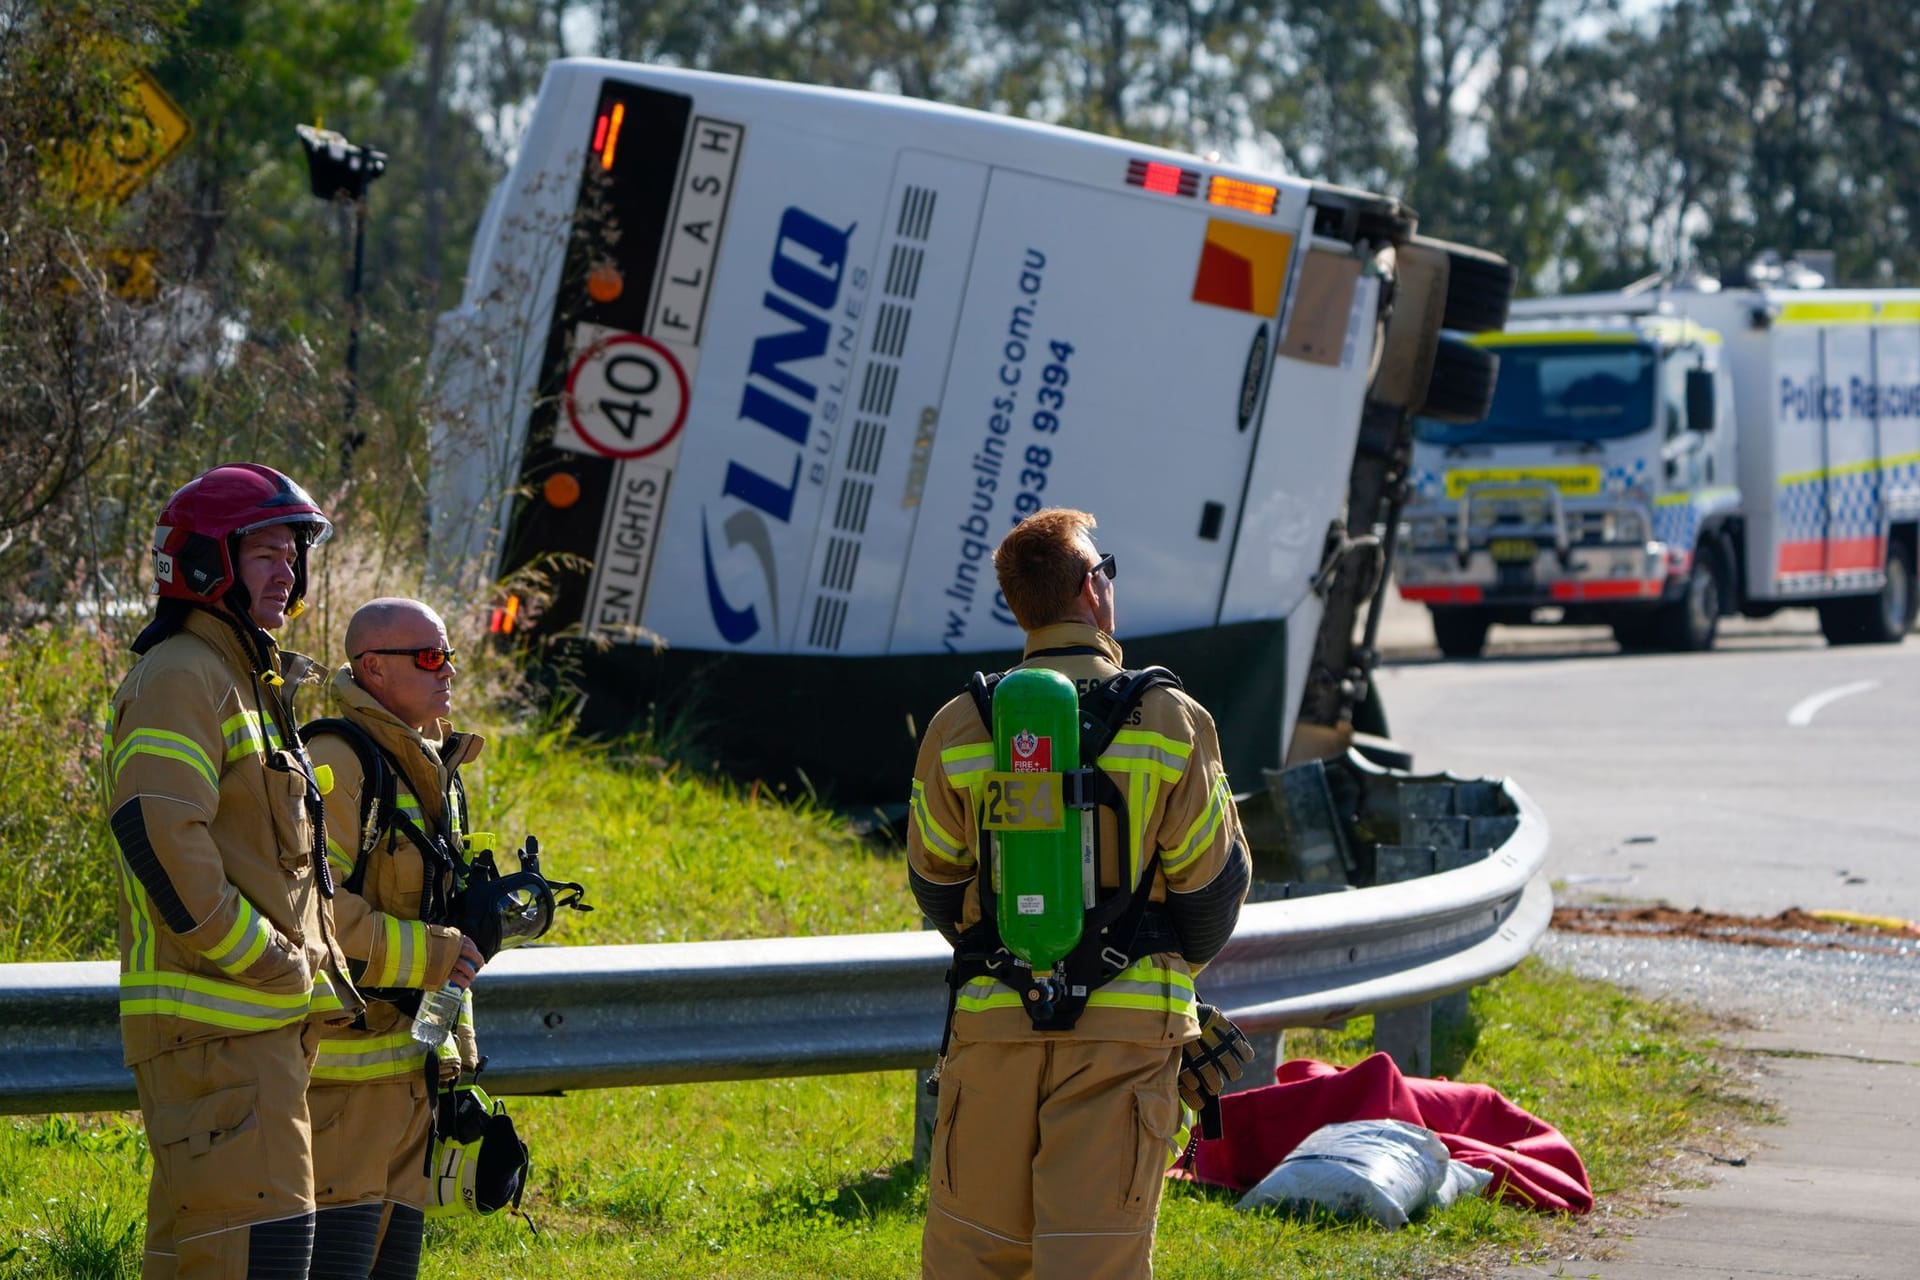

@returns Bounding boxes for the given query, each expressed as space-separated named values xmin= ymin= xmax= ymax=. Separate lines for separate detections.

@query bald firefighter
xmin=302 ymin=599 xmax=485 ymax=1280
xmin=107 ymin=463 xmax=361 ymax=1279
xmin=908 ymin=507 xmax=1254 ymax=1280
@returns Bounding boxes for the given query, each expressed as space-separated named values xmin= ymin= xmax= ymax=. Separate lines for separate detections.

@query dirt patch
xmin=1552 ymin=904 xmax=1920 ymax=952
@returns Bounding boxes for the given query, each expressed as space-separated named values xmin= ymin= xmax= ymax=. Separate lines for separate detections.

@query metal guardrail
xmin=0 ymin=779 xmax=1549 ymax=1116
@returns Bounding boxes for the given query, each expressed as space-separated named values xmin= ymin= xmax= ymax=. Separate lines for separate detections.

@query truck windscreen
xmin=1414 ymin=343 xmax=1656 ymax=446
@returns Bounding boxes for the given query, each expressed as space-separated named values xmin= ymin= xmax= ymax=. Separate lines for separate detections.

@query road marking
xmin=1786 ymin=679 xmax=1880 ymax=727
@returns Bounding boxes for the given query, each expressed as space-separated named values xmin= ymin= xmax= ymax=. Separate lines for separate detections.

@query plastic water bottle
xmin=410 ymin=983 xmax=463 ymax=1049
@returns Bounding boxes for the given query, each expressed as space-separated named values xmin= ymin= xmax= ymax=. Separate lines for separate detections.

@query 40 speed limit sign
xmin=562 ymin=329 xmax=690 ymax=459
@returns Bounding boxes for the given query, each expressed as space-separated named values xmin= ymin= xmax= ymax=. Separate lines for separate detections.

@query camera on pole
xmin=295 ymin=124 xmax=387 ymax=201
xmin=295 ymin=125 xmax=387 ymax=473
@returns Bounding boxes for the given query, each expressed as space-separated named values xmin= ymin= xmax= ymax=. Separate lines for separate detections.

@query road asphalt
xmin=1367 ymin=594 xmax=1920 ymax=1278
xmin=1491 ymin=1015 xmax=1920 ymax=1280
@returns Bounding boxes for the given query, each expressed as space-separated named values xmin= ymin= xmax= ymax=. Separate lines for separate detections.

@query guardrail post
xmin=1372 ymin=1002 xmax=1433 ymax=1075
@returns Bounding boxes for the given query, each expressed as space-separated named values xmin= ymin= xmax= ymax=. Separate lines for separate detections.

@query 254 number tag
xmin=980 ymin=771 xmax=1064 ymax=831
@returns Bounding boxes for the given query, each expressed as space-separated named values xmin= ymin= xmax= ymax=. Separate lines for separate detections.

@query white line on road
xmin=1786 ymin=679 xmax=1881 ymax=727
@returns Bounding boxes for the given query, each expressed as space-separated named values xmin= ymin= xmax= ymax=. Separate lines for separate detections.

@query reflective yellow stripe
xmin=119 ymin=970 xmax=312 ymax=1031
xmin=911 ymin=780 xmax=969 ymax=865
xmin=311 ymin=1031 xmax=425 ymax=1083
xmin=221 ymin=711 xmax=263 ymax=763
xmin=326 ymin=835 xmax=353 ymax=878
xmin=940 ymin=741 xmax=994 ymax=787
xmin=396 ymin=792 xmax=423 ymax=821
xmin=366 ymin=915 xmax=430 ymax=990
xmin=1474 ymin=329 xmax=1643 ymax=347
xmin=113 ymin=728 xmax=218 ymax=790
xmin=1777 ymin=300 xmax=1876 ymax=325
xmin=311 ymin=971 xmax=344 ymax=1015
xmin=1163 ymin=774 xmax=1231 ymax=875
xmin=201 ymin=898 xmax=272 ymax=975
xmin=115 ymin=838 xmax=157 ymax=971
xmin=1103 ymin=728 xmax=1191 ymax=778
xmin=954 ymin=960 xmax=1196 ymax=1016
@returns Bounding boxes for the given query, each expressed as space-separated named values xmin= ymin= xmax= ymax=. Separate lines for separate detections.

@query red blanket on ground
xmin=1179 ymin=1053 xmax=1593 ymax=1214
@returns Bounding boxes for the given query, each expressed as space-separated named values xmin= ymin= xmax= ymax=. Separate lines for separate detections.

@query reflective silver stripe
xmin=1098 ymin=739 xmax=1189 ymax=780
xmin=312 ymin=1032 xmax=424 ymax=1080
xmin=201 ymin=898 xmax=272 ymax=975
xmin=118 ymin=971 xmax=310 ymax=1031
xmin=113 ymin=728 xmax=219 ymax=790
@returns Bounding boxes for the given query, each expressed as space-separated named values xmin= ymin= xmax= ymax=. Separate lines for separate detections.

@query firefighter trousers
xmin=133 ymin=1022 xmax=319 ymax=1280
xmin=923 ymin=1037 xmax=1185 ymax=1280
xmin=308 ymin=1071 xmax=433 ymax=1279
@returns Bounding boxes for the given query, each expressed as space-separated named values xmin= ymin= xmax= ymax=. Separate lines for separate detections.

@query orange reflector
xmin=489 ymin=594 xmax=522 ymax=636
xmin=1207 ymin=176 xmax=1279 ymax=216
xmin=543 ymin=472 xmax=582 ymax=508
xmin=599 ymin=102 xmax=625 ymax=169
xmin=586 ymin=263 xmax=623 ymax=303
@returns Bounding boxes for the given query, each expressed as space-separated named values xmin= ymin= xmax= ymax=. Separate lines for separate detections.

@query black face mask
xmin=457 ymin=836 xmax=590 ymax=960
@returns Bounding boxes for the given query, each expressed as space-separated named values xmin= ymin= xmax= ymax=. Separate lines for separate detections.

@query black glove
xmin=1178 ymin=1004 xmax=1256 ymax=1114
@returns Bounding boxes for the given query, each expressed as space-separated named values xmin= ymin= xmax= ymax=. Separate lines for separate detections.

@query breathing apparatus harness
xmin=299 ymin=717 xmax=592 ymax=1008
xmin=928 ymin=661 xmax=1184 ymax=1091
xmin=300 ymin=714 xmax=589 ymax=1228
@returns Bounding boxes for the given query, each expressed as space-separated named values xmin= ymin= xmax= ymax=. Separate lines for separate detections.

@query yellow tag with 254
xmin=980 ymin=771 xmax=1065 ymax=831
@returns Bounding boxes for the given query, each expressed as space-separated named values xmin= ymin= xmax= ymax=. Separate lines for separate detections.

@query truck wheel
xmin=1611 ymin=613 xmax=1663 ymax=651
xmin=1657 ymin=547 xmax=1724 ymax=651
xmin=1425 ymin=238 xmax=1517 ymax=334
xmin=1430 ymin=606 xmax=1491 ymax=659
xmin=1420 ymin=338 xmax=1499 ymax=424
xmin=1819 ymin=539 xmax=1915 ymax=646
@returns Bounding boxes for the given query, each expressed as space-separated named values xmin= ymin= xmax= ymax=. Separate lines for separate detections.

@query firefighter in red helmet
xmin=107 ymin=463 xmax=361 ymax=1279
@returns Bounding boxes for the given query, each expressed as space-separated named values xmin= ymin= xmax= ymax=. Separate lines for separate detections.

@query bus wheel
xmin=1658 ymin=547 xmax=1724 ymax=651
xmin=1427 ymin=238 xmax=1517 ymax=334
xmin=1819 ymin=539 xmax=1915 ymax=646
xmin=1431 ymin=606 xmax=1491 ymax=659
xmin=1420 ymin=338 xmax=1499 ymax=423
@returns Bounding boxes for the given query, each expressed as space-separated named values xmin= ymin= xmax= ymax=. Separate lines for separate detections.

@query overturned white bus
xmin=429 ymin=60 xmax=1509 ymax=801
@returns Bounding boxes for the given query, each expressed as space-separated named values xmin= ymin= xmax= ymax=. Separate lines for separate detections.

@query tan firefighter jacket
xmin=107 ymin=607 xmax=360 ymax=1067
xmin=907 ymin=623 xmax=1250 ymax=1047
xmin=306 ymin=667 xmax=481 ymax=1080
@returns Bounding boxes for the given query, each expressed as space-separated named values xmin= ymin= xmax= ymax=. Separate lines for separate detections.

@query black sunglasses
xmin=1088 ymin=552 xmax=1116 ymax=582
xmin=353 ymin=646 xmax=457 ymax=672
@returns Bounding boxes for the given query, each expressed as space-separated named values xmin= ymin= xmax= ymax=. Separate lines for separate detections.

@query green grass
xmin=2 ymin=967 xmax=1758 ymax=1280
xmin=0 ymin=629 xmax=1765 ymax=1278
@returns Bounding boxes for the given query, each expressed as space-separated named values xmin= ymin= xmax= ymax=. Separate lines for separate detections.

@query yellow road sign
xmin=67 ymin=69 xmax=193 ymax=207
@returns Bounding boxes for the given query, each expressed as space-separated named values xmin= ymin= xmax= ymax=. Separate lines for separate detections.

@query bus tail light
xmin=490 ymin=594 xmax=522 ymax=636
xmin=1127 ymin=159 xmax=1199 ymax=197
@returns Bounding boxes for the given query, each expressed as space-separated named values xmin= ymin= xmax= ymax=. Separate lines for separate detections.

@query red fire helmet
xmin=152 ymin=463 xmax=333 ymax=606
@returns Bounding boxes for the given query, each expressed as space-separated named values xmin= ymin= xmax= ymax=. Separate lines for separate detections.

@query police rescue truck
xmin=429 ymin=60 xmax=1509 ymax=800
xmin=1395 ymin=273 xmax=1920 ymax=657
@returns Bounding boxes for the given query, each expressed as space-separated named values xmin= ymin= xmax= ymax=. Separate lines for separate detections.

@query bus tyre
xmin=1819 ymin=539 xmax=1916 ymax=646
xmin=1420 ymin=339 xmax=1499 ymax=424
xmin=1429 ymin=238 xmax=1517 ymax=334
xmin=1430 ymin=606 xmax=1491 ymax=659
xmin=1657 ymin=546 xmax=1725 ymax=652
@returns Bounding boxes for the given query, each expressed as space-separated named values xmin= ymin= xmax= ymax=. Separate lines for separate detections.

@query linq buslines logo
xmin=1010 ymin=730 xmax=1051 ymax=772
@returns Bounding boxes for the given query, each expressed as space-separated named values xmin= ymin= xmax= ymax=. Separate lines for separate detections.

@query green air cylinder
xmin=988 ymin=667 xmax=1083 ymax=973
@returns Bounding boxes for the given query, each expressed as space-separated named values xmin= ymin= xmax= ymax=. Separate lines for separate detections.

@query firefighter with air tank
xmin=908 ymin=506 xmax=1256 ymax=1280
